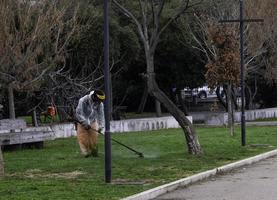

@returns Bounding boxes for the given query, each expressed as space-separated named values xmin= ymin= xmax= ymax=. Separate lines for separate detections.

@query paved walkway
xmin=154 ymin=156 xmax=277 ymax=200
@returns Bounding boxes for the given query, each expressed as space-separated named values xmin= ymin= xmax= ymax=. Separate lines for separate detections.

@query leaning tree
xmin=112 ymin=0 xmax=202 ymax=154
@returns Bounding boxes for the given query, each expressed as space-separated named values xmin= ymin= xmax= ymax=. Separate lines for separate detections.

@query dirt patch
xmin=8 ymin=169 xmax=85 ymax=179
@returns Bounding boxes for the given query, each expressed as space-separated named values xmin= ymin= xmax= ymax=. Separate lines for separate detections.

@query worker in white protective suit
xmin=75 ymin=90 xmax=105 ymax=157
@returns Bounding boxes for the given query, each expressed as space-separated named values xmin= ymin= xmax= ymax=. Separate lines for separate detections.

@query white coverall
xmin=75 ymin=92 xmax=105 ymax=157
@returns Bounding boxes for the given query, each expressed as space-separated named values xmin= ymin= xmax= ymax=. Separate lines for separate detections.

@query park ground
xmin=0 ymin=125 xmax=277 ymax=200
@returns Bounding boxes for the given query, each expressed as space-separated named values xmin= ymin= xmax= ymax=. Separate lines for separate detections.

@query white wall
xmin=203 ymin=107 xmax=277 ymax=126
xmin=49 ymin=116 xmax=192 ymax=138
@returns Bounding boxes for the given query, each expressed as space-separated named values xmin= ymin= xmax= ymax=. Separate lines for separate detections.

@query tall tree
xmin=205 ymin=20 xmax=240 ymax=136
xmin=112 ymin=0 xmax=202 ymax=154
xmin=245 ymin=0 xmax=277 ymax=79
xmin=0 ymin=0 xmax=77 ymax=119
xmin=244 ymin=0 xmax=277 ymax=107
xmin=39 ymin=1 xmax=141 ymax=120
xmin=177 ymin=2 xmax=241 ymax=135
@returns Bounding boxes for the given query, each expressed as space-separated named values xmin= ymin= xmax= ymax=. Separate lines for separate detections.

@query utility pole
xmin=103 ymin=0 xmax=111 ymax=183
xmin=219 ymin=0 xmax=263 ymax=146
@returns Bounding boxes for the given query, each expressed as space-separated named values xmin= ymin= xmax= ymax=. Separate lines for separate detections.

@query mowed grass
xmin=1 ymin=126 xmax=277 ymax=200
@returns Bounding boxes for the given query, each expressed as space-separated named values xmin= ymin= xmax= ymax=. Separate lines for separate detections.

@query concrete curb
xmin=122 ymin=149 xmax=277 ymax=200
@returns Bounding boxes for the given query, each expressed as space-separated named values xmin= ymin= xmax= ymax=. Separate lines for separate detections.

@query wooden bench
xmin=0 ymin=119 xmax=54 ymax=151
xmin=0 ymin=129 xmax=54 ymax=150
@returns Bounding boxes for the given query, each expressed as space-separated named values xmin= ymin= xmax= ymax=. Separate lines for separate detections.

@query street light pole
xmin=239 ymin=0 xmax=246 ymax=146
xmin=219 ymin=0 xmax=263 ymax=146
xmin=103 ymin=0 xmax=111 ymax=183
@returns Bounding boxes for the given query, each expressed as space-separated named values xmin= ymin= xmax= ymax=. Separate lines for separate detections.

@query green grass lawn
xmin=1 ymin=126 xmax=277 ymax=200
xmin=252 ymin=117 xmax=277 ymax=122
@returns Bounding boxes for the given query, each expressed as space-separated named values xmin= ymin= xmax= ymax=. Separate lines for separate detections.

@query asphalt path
xmin=154 ymin=156 xmax=277 ymax=200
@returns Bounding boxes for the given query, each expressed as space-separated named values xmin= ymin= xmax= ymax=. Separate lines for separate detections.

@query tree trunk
xmin=227 ymin=82 xmax=234 ymax=136
xmin=245 ymin=85 xmax=253 ymax=110
xmin=147 ymin=76 xmax=202 ymax=155
xmin=8 ymin=83 xmax=15 ymax=119
xmin=231 ymin=87 xmax=238 ymax=110
xmin=177 ymin=89 xmax=189 ymax=116
xmin=155 ymin=99 xmax=162 ymax=117
xmin=145 ymin=52 xmax=202 ymax=154
xmin=216 ymin=86 xmax=227 ymax=111
xmin=137 ymin=84 xmax=148 ymax=114
xmin=32 ymin=109 xmax=39 ymax=127
xmin=0 ymin=145 xmax=4 ymax=179
xmin=148 ymin=75 xmax=202 ymax=154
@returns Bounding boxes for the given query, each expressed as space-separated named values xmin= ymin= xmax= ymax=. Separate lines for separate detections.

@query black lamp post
xmin=239 ymin=0 xmax=246 ymax=146
xmin=219 ymin=0 xmax=263 ymax=146
xmin=103 ymin=0 xmax=111 ymax=183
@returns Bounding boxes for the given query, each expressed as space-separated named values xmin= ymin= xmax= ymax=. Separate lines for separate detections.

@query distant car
xmin=183 ymin=85 xmax=224 ymax=100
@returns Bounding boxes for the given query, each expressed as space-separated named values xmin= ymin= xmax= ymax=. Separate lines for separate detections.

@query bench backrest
xmin=0 ymin=119 xmax=27 ymax=131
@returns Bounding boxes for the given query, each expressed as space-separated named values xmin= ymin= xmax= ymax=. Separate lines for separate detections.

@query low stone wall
xmin=0 ymin=116 xmax=192 ymax=147
xmin=110 ymin=116 xmax=192 ymax=133
xmin=2 ymin=107 xmax=277 ymax=138
xmin=201 ymin=107 xmax=277 ymax=126
xmin=47 ymin=116 xmax=192 ymax=138
xmin=245 ymin=107 xmax=277 ymax=121
xmin=205 ymin=112 xmax=227 ymax=126
xmin=0 ymin=116 xmax=192 ymax=140
xmin=50 ymin=123 xmax=76 ymax=138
